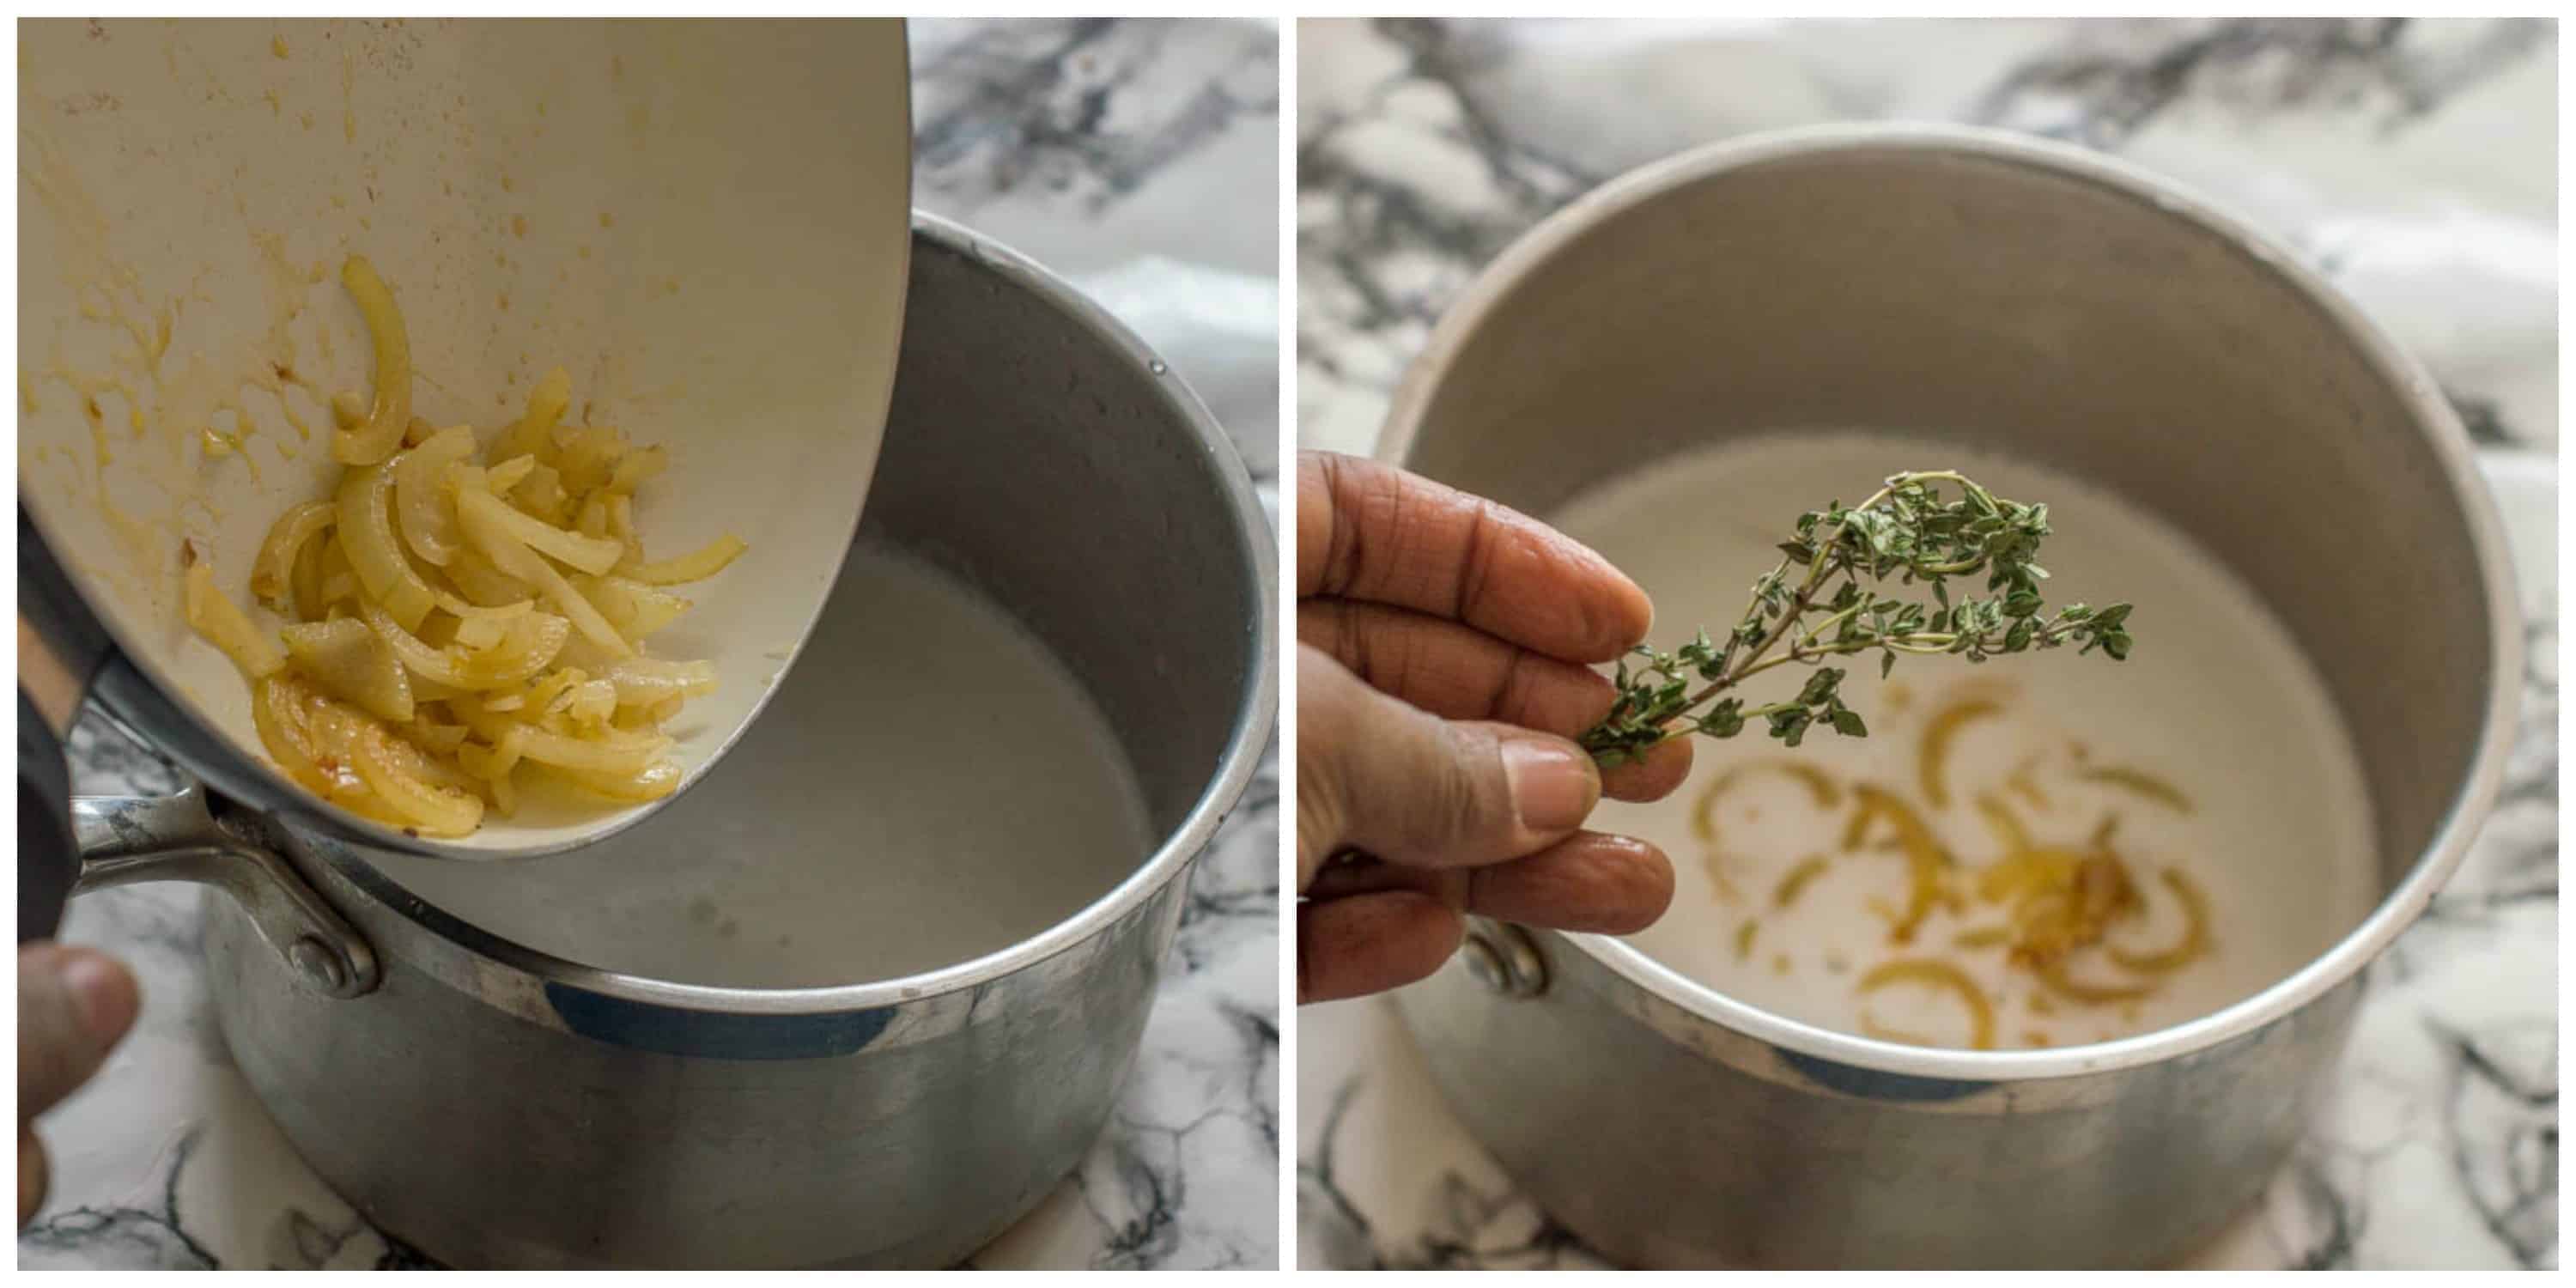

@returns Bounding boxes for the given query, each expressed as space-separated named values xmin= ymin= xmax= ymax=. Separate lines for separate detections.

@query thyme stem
xmin=1579 ymin=471 xmax=2134 ymax=762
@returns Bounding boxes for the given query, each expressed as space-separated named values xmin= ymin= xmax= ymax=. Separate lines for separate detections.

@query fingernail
xmin=58 ymin=952 xmax=136 ymax=1048
xmin=1502 ymin=738 xmax=1598 ymax=832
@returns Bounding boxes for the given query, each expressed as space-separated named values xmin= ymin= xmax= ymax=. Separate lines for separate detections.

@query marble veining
xmin=1297 ymin=15 xmax=2554 ymax=1272
xmin=24 ymin=17 xmax=1279 ymax=1271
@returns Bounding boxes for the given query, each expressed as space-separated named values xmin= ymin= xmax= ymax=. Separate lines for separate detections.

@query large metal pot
xmin=68 ymin=217 xmax=1275 ymax=1268
xmin=1377 ymin=126 xmax=2518 ymax=1270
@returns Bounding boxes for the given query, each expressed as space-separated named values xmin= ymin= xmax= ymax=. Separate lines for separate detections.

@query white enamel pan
xmin=19 ymin=18 xmax=913 ymax=901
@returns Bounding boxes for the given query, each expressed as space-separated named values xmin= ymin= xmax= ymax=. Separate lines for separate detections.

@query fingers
xmin=20 ymin=945 xmax=140 ymax=1120
xmin=1297 ymin=646 xmax=1599 ymax=885
xmin=1297 ymin=890 xmax=1462 ymax=1005
xmin=1297 ymin=598 xmax=1697 ymax=803
xmin=18 ymin=945 xmax=140 ymax=1224
xmin=1601 ymin=737 xmax=1695 ymax=805
xmin=1297 ymin=452 xmax=1651 ymax=663
xmin=1298 ymin=597 xmax=1610 ymax=732
xmin=1305 ymin=833 xmax=1676 ymax=935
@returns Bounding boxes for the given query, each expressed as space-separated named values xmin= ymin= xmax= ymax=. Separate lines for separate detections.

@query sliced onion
xmin=563 ymin=678 xmax=617 ymax=725
xmin=313 ymin=536 xmax=360 ymax=611
xmin=461 ymin=482 xmax=624 ymax=574
xmin=601 ymin=657 xmax=717 ymax=707
xmin=290 ymin=532 xmax=330 ymax=623
xmin=444 ymin=548 xmax=534 ymax=609
xmin=606 ymin=446 xmax=666 ymax=495
xmin=483 ymin=453 xmax=538 ymax=494
xmin=508 ymin=462 xmax=572 ymax=527
xmin=512 ymin=724 xmax=670 ymax=775
xmin=624 ymin=533 xmax=746 ymax=586
xmin=252 ymin=501 xmax=337 ymax=611
xmin=333 ymin=256 xmax=411 ymax=465
xmin=572 ymin=575 xmax=690 ymax=639
xmin=454 ymin=725 xmax=527 ymax=781
xmin=184 ymin=560 xmax=285 ymax=677
xmin=361 ymin=601 xmax=569 ymax=690
xmin=553 ymin=423 xmax=626 ymax=495
xmin=281 ymin=617 xmax=414 ymax=722
xmin=521 ymin=668 xmax=589 ymax=714
xmin=409 ymin=675 xmax=464 ymax=703
xmin=607 ymin=495 xmax=642 ymax=566
xmin=489 ymin=367 xmax=571 ymax=465
xmin=251 ymin=675 xmax=333 ymax=793
xmin=336 ymin=458 xmax=436 ymax=629
xmin=433 ymin=589 xmax=532 ymax=620
xmin=301 ymin=699 xmax=412 ymax=827
xmin=395 ymin=424 xmax=476 ymax=566
xmin=451 ymin=616 xmax=506 ymax=651
xmin=410 ymin=720 xmax=471 ymax=754
xmin=542 ymin=758 xmax=682 ymax=803
xmin=349 ymin=720 xmax=483 ymax=836
xmin=457 ymin=487 xmax=631 ymax=658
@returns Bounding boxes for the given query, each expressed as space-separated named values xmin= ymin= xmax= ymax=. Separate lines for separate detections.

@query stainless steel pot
xmin=1376 ymin=125 xmax=2519 ymax=1270
xmin=65 ymin=216 xmax=1276 ymax=1268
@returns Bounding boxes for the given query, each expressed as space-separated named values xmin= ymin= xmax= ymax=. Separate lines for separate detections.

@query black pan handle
xmin=21 ymin=504 xmax=117 ymax=943
xmin=20 ymin=690 xmax=76 ymax=943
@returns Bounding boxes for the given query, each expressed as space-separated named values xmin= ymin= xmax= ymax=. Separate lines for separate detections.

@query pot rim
xmin=313 ymin=212 xmax=1279 ymax=1015
xmin=1377 ymin=121 xmax=2523 ymax=1081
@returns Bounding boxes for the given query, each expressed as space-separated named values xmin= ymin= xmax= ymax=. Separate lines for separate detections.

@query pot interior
xmin=1394 ymin=137 xmax=2508 ymax=1040
xmin=364 ymin=539 xmax=1152 ymax=987
xmin=355 ymin=227 xmax=1266 ymax=989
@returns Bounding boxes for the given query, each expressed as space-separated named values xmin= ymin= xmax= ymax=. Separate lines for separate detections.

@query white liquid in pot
xmin=367 ymin=545 xmax=1154 ymax=989
xmin=1550 ymin=433 xmax=2379 ymax=1049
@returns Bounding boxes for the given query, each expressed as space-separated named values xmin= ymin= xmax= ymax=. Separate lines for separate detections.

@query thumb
xmin=19 ymin=945 xmax=139 ymax=1124
xmin=1297 ymin=645 xmax=1600 ymax=886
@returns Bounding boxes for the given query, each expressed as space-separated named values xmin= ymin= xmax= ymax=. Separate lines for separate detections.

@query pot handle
xmin=70 ymin=787 xmax=380 ymax=999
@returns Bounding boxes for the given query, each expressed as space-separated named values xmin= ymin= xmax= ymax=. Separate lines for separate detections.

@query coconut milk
xmin=1551 ymin=432 xmax=2379 ymax=1049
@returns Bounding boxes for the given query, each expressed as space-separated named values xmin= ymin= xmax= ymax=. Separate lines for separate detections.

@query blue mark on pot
xmin=1777 ymin=1047 xmax=1990 ymax=1103
xmin=544 ymin=983 xmax=895 ymax=1060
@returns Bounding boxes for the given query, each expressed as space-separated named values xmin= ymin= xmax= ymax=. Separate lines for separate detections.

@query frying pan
xmin=20 ymin=18 xmax=912 ymax=923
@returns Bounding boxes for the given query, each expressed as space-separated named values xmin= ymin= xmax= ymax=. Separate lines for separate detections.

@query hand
xmin=1296 ymin=452 xmax=1692 ymax=1004
xmin=19 ymin=944 xmax=139 ymax=1225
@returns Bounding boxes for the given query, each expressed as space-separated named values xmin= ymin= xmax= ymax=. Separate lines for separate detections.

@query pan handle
xmin=21 ymin=500 xmax=122 ymax=944
xmin=20 ymin=690 xmax=78 ymax=945
xmin=67 ymin=786 xmax=379 ymax=999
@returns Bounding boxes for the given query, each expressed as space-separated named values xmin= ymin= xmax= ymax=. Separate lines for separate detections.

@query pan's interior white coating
xmin=18 ymin=19 xmax=910 ymax=854
xmin=364 ymin=545 xmax=1155 ymax=988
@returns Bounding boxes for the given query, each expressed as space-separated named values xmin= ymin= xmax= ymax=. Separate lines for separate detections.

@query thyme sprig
xmin=1582 ymin=471 xmax=2135 ymax=765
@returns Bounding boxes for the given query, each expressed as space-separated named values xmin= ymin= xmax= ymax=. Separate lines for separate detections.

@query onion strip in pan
xmin=333 ymin=256 xmax=411 ymax=465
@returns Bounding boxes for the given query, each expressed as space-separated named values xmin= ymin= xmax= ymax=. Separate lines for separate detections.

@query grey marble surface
xmin=21 ymin=17 xmax=1280 ymax=1270
xmin=1296 ymin=16 xmax=2555 ymax=1272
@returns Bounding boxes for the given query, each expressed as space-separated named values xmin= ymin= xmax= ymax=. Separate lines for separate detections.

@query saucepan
xmin=1377 ymin=125 xmax=2518 ymax=1269
xmin=70 ymin=218 xmax=1274 ymax=1267
xmin=20 ymin=17 xmax=912 ymax=908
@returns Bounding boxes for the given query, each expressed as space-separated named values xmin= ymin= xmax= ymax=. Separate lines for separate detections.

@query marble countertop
xmin=21 ymin=17 xmax=1280 ymax=1271
xmin=1297 ymin=17 xmax=2555 ymax=1271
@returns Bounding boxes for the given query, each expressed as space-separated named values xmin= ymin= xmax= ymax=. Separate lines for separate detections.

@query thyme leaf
xmin=1582 ymin=471 xmax=2135 ymax=765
